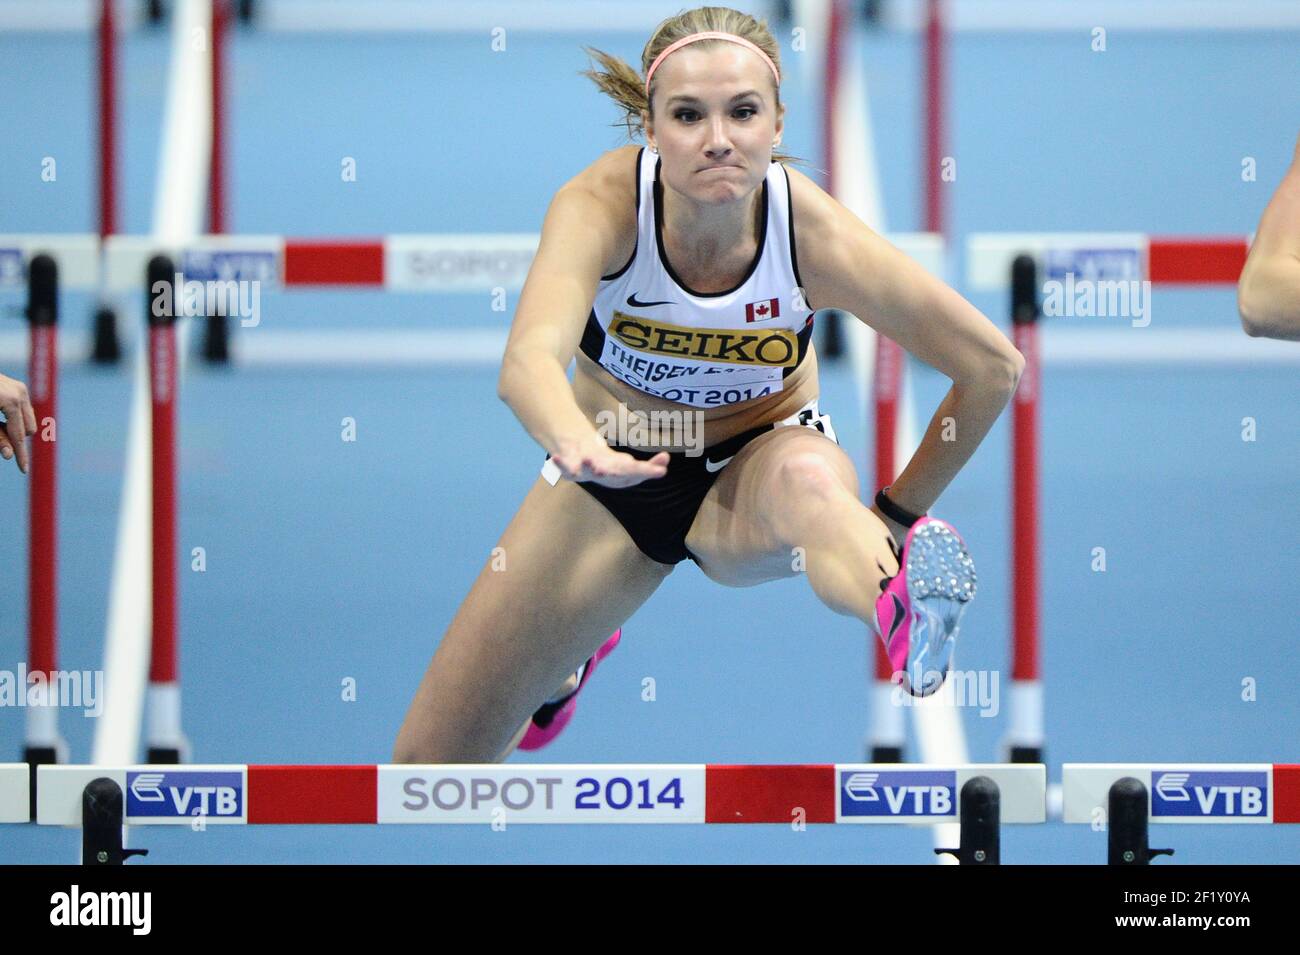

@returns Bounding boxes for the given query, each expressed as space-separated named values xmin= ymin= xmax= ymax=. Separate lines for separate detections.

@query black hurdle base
xmin=202 ymin=313 xmax=230 ymax=363
xmin=1009 ymin=745 xmax=1043 ymax=765
xmin=868 ymin=744 xmax=904 ymax=763
xmin=92 ymin=307 xmax=121 ymax=363
xmin=1108 ymin=777 xmax=1175 ymax=865
xmin=935 ymin=776 xmax=1001 ymax=865
xmin=82 ymin=778 xmax=149 ymax=865
xmin=146 ymin=746 xmax=182 ymax=765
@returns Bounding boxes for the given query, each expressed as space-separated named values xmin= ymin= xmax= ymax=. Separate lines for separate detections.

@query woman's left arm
xmin=790 ymin=168 xmax=1024 ymax=520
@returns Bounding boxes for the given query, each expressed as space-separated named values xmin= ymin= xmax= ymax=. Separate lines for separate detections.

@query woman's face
xmin=644 ymin=43 xmax=784 ymax=207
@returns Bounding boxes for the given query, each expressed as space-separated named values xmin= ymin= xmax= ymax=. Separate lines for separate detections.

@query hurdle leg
xmin=81 ymin=777 xmax=149 ymax=865
xmin=1107 ymin=777 xmax=1174 ymax=865
xmin=935 ymin=776 xmax=1000 ymax=865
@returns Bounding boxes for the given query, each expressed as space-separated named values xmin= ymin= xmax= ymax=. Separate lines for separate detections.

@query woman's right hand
xmin=550 ymin=433 xmax=669 ymax=488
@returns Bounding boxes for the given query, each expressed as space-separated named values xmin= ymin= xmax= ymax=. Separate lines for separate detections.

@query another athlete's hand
xmin=0 ymin=372 xmax=38 ymax=475
xmin=551 ymin=433 xmax=669 ymax=488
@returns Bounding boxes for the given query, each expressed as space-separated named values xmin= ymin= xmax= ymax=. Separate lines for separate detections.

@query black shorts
xmin=540 ymin=397 xmax=838 ymax=565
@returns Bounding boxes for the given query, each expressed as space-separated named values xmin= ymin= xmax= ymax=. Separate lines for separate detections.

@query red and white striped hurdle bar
xmin=967 ymin=233 xmax=1249 ymax=290
xmin=26 ymin=763 xmax=1042 ymax=826
xmin=22 ymin=763 xmax=1300 ymax=828
xmin=0 ymin=233 xmax=946 ymax=294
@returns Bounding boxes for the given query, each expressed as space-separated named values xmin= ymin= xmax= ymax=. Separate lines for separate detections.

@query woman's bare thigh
xmin=393 ymin=474 xmax=674 ymax=763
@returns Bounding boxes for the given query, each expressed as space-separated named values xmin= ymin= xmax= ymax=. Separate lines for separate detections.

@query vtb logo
xmin=1151 ymin=771 xmax=1267 ymax=818
xmin=840 ymin=770 xmax=957 ymax=817
xmin=127 ymin=770 xmax=244 ymax=818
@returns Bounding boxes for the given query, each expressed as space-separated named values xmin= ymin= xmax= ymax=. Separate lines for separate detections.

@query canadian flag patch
xmin=745 ymin=298 xmax=780 ymax=323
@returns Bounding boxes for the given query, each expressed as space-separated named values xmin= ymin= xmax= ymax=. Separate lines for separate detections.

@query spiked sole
xmin=899 ymin=520 xmax=977 ymax=698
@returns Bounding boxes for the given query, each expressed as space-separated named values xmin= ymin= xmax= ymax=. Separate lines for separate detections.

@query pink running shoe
xmin=518 ymin=629 xmax=621 ymax=751
xmin=874 ymin=517 xmax=977 ymax=698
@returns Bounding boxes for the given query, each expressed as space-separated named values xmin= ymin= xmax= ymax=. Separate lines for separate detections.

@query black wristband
xmin=874 ymin=486 xmax=925 ymax=528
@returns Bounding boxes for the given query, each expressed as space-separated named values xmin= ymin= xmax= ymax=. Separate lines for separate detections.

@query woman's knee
xmin=764 ymin=449 xmax=859 ymax=546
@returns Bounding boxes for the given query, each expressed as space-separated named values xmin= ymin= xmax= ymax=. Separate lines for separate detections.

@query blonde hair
xmin=581 ymin=6 xmax=804 ymax=166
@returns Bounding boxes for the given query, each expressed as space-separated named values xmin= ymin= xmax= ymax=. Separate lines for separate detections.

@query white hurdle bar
xmin=0 ymin=764 xmax=30 ymax=823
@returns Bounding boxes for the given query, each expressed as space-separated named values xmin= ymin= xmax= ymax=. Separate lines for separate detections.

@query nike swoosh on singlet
xmin=704 ymin=455 xmax=734 ymax=473
xmin=627 ymin=293 xmax=676 ymax=307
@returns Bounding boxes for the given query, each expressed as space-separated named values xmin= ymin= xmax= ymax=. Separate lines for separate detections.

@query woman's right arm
xmin=497 ymin=179 xmax=668 ymax=486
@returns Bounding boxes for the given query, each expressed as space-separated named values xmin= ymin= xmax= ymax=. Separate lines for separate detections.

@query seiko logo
xmin=610 ymin=311 xmax=797 ymax=367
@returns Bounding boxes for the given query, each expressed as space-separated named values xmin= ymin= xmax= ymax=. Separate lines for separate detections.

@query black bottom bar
xmin=7 ymin=864 xmax=1283 ymax=935
xmin=145 ymin=747 xmax=182 ymax=765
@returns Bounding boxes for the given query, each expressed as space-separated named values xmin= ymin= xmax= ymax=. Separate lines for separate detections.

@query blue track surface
xmin=1 ymin=16 xmax=1297 ymax=863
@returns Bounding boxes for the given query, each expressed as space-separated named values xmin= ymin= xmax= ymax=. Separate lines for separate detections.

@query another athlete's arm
xmin=789 ymin=168 xmax=1023 ymax=520
xmin=498 ymin=173 xmax=668 ymax=487
xmin=1238 ymin=133 xmax=1300 ymax=341
xmin=0 ymin=371 xmax=37 ymax=474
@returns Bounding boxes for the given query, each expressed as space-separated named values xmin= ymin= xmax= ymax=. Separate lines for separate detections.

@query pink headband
xmin=644 ymin=31 xmax=781 ymax=99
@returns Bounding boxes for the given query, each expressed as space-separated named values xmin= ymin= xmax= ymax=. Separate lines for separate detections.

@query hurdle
xmin=20 ymin=255 xmax=68 ymax=821
xmin=1062 ymin=763 xmax=1300 ymax=865
xmin=24 ymin=762 xmax=1045 ymax=865
xmin=965 ymin=233 xmax=1300 ymax=366
xmin=964 ymin=231 xmax=1299 ymax=788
